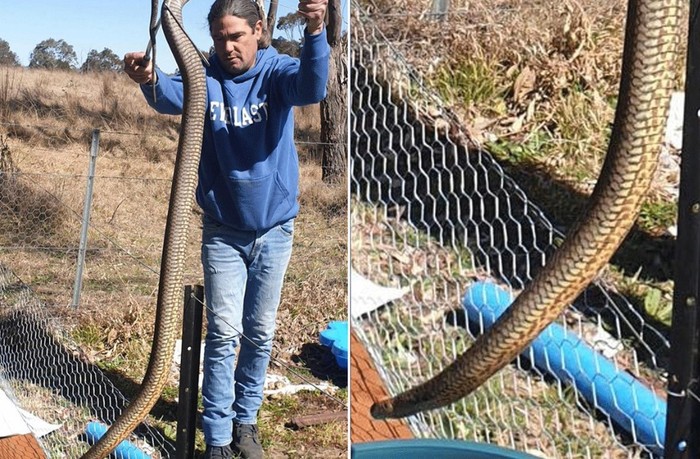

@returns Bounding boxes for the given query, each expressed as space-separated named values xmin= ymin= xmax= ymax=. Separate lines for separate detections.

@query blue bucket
xmin=319 ymin=320 xmax=348 ymax=368
xmin=351 ymin=439 xmax=541 ymax=458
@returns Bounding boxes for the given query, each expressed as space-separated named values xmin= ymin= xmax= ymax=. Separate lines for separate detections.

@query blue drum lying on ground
xmin=320 ymin=320 xmax=348 ymax=369
xmin=462 ymin=281 xmax=666 ymax=454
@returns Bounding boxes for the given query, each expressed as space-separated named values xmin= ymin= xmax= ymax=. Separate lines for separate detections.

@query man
xmin=124 ymin=1 xmax=330 ymax=457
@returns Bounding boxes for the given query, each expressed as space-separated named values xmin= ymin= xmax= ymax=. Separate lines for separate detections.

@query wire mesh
xmin=0 ymin=263 xmax=174 ymax=458
xmin=0 ymin=128 xmax=195 ymax=457
xmin=350 ymin=3 xmax=670 ymax=458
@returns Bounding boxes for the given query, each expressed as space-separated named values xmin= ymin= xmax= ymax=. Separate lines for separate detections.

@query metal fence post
xmin=665 ymin=2 xmax=700 ymax=457
xmin=430 ymin=0 xmax=450 ymax=20
xmin=176 ymin=284 xmax=204 ymax=459
xmin=71 ymin=129 xmax=100 ymax=309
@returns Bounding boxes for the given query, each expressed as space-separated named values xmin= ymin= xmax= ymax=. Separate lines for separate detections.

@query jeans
xmin=200 ymin=215 xmax=294 ymax=447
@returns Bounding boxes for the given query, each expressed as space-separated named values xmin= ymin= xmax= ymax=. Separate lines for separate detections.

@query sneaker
xmin=232 ymin=423 xmax=263 ymax=459
xmin=203 ymin=444 xmax=233 ymax=459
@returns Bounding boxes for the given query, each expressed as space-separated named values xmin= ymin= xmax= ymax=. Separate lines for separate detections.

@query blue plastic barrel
xmin=462 ymin=281 xmax=666 ymax=454
xmin=84 ymin=421 xmax=150 ymax=459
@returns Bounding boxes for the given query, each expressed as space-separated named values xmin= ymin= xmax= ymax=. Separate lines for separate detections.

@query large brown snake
xmin=81 ymin=0 xmax=206 ymax=457
xmin=371 ymin=0 xmax=682 ymax=419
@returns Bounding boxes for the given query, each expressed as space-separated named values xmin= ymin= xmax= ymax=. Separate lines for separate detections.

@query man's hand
xmin=298 ymin=0 xmax=328 ymax=36
xmin=124 ymin=52 xmax=155 ymax=85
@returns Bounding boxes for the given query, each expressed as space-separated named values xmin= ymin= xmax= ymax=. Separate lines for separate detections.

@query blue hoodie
xmin=141 ymin=29 xmax=330 ymax=231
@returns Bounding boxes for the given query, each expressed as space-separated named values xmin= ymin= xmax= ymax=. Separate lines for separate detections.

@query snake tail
xmin=80 ymin=0 xmax=207 ymax=457
xmin=371 ymin=0 xmax=681 ymax=419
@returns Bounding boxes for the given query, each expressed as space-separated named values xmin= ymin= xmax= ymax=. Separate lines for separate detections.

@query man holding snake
xmin=123 ymin=0 xmax=330 ymax=457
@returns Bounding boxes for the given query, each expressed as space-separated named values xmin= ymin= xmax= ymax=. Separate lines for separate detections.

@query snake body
xmin=81 ymin=1 xmax=206 ymax=457
xmin=371 ymin=0 xmax=681 ymax=419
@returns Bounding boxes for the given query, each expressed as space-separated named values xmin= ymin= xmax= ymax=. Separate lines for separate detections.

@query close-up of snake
xmin=81 ymin=0 xmax=206 ymax=457
xmin=371 ymin=0 xmax=682 ymax=419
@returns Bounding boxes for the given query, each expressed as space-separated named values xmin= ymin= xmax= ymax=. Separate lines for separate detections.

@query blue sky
xmin=0 ymin=1 xmax=348 ymax=73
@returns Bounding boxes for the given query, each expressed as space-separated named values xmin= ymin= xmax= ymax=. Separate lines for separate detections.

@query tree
xmin=81 ymin=48 xmax=122 ymax=72
xmin=267 ymin=0 xmax=279 ymax=39
xmin=0 ymin=39 xmax=21 ymax=67
xmin=29 ymin=39 xmax=77 ymax=70
xmin=320 ymin=0 xmax=347 ymax=183
xmin=271 ymin=37 xmax=300 ymax=57
xmin=277 ymin=12 xmax=306 ymax=41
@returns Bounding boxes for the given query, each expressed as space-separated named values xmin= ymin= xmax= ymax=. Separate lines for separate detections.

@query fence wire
xmin=350 ymin=3 xmax=670 ymax=458
xmin=0 ymin=111 xmax=344 ymax=456
xmin=0 ymin=127 xmax=199 ymax=457
xmin=0 ymin=263 xmax=175 ymax=458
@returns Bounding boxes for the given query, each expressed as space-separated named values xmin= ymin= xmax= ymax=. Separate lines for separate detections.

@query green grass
xmin=486 ymin=131 xmax=551 ymax=165
xmin=639 ymin=199 xmax=677 ymax=234
xmin=430 ymin=59 xmax=507 ymax=113
xmin=642 ymin=286 xmax=673 ymax=327
xmin=72 ymin=323 xmax=104 ymax=348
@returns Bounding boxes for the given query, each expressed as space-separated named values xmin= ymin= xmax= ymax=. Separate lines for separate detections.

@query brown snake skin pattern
xmin=81 ymin=0 xmax=207 ymax=456
xmin=371 ymin=0 xmax=682 ymax=419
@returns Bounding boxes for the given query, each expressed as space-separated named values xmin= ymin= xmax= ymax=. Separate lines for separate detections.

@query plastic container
xmin=319 ymin=320 xmax=348 ymax=368
xmin=351 ymin=439 xmax=540 ymax=458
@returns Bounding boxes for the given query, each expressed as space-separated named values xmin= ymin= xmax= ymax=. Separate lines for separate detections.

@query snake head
xmin=370 ymin=398 xmax=395 ymax=419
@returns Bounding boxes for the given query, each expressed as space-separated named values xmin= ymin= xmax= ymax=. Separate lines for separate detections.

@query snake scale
xmin=371 ymin=0 xmax=682 ymax=419
xmin=81 ymin=0 xmax=206 ymax=457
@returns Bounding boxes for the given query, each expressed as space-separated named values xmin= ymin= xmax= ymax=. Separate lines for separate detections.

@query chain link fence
xmin=0 ymin=125 xmax=200 ymax=457
xmin=350 ymin=3 xmax=671 ymax=457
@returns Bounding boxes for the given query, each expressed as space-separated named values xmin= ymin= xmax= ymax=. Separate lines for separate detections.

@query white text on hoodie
xmin=209 ymin=101 xmax=269 ymax=127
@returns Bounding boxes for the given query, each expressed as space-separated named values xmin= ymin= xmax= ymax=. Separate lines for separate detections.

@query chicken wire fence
xmin=0 ymin=263 xmax=175 ymax=458
xmin=350 ymin=4 xmax=670 ymax=458
xmin=0 ymin=127 xmax=204 ymax=457
xmin=0 ymin=120 xmax=344 ymax=457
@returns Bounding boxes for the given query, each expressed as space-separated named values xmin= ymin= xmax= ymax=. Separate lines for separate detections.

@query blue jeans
xmin=200 ymin=215 xmax=294 ymax=447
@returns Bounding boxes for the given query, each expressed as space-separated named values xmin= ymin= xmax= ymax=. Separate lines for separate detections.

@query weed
xmin=486 ymin=133 xmax=549 ymax=165
xmin=549 ymin=88 xmax=612 ymax=173
xmin=0 ymin=68 xmax=18 ymax=120
xmin=0 ymin=135 xmax=15 ymax=173
xmin=638 ymin=199 xmax=677 ymax=234
xmin=431 ymin=58 xmax=505 ymax=112
xmin=72 ymin=323 xmax=104 ymax=348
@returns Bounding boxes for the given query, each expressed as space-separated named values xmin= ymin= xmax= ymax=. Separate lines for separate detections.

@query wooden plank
xmin=0 ymin=434 xmax=46 ymax=459
xmin=350 ymin=330 xmax=413 ymax=443
xmin=290 ymin=411 xmax=347 ymax=428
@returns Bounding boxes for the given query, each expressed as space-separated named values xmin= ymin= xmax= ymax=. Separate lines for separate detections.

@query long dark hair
xmin=207 ymin=0 xmax=271 ymax=48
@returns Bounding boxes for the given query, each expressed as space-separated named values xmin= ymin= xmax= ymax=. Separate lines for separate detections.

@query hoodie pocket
xmin=227 ymin=171 xmax=294 ymax=227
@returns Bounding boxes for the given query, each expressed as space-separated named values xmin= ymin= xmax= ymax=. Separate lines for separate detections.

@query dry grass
xmin=0 ymin=66 xmax=179 ymax=147
xmin=357 ymin=0 xmax=681 ymax=344
xmin=367 ymin=0 xmax=686 ymax=207
xmin=352 ymin=1 xmax=676 ymax=456
xmin=0 ymin=64 xmax=347 ymax=457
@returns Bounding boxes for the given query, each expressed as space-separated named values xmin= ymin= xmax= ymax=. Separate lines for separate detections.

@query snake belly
xmin=371 ymin=0 xmax=681 ymax=419
xmin=81 ymin=0 xmax=206 ymax=457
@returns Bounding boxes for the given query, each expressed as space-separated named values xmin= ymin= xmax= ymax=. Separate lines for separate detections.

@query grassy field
xmin=0 ymin=65 xmax=347 ymax=457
